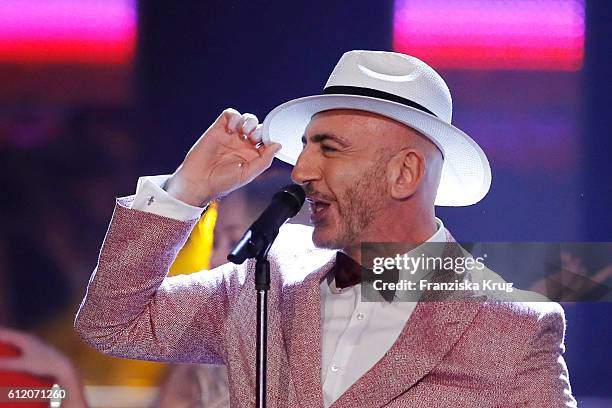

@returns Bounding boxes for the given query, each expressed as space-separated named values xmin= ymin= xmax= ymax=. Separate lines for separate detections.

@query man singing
xmin=75 ymin=51 xmax=576 ymax=407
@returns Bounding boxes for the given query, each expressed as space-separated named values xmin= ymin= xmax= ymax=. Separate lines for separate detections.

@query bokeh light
xmin=394 ymin=0 xmax=585 ymax=71
xmin=0 ymin=0 xmax=136 ymax=64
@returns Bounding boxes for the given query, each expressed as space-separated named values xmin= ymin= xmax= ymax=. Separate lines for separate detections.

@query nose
xmin=291 ymin=147 xmax=321 ymax=186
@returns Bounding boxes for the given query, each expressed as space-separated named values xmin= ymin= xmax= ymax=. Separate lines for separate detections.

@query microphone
xmin=228 ymin=183 xmax=305 ymax=264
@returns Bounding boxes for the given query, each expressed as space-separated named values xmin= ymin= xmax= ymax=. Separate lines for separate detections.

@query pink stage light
xmin=394 ymin=0 xmax=585 ymax=71
xmin=0 ymin=0 xmax=136 ymax=64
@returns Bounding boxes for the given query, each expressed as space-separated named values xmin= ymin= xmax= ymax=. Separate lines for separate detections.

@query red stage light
xmin=393 ymin=0 xmax=585 ymax=71
xmin=0 ymin=0 xmax=136 ymax=65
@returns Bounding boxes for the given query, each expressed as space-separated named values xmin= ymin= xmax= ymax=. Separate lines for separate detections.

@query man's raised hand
xmin=165 ymin=109 xmax=282 ymax=207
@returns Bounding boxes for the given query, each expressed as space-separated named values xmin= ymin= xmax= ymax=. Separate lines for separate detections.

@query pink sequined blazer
xmin=75 ymin=198 xmax=576 ymax=407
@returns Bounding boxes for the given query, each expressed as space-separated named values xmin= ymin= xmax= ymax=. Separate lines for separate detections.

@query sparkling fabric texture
xmin=75 ymin=197 xmax=576 ymax=407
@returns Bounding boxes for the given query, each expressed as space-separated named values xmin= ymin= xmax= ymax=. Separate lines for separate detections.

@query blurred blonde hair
xmin=169 ymin=168 xmax=293 ymax=275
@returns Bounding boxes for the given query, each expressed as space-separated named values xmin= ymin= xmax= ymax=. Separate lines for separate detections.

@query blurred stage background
xmin=0 ymin=0 xmax=610 ymax=406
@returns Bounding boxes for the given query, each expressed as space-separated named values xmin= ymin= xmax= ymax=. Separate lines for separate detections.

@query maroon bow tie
xmin=333 ymin=252 xmax=399 ymax=301
xmin=334 ymin=252 xmax=363 ymax=289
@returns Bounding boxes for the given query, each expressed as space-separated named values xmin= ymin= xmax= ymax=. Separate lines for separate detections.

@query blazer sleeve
xmin=508 ymin=302 xmax=577 ymax=407
xmin=74 ymin=197 xmax=236 ymax=364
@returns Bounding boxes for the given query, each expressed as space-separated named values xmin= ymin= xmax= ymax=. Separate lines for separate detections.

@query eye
xmin=321 ymin=145 xmax=338 ymax=153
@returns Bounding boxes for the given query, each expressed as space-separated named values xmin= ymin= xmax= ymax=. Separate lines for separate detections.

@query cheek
xmin=325 ymin=161 xmax=352 ymax=192
xmin=337 ymin=163 xmax=387 ymax=207
xmin=326 ymin=164 xmax=363 ymax=202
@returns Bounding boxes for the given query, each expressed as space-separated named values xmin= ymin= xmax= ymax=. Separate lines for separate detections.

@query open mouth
xmin=307 ymin=197 xmax=331 ymax=223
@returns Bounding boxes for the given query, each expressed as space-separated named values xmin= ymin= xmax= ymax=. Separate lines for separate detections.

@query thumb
xmin=246 ymin=143 xmax=282 ymax=175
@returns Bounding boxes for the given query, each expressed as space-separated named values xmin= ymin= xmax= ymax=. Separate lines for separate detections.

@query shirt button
xmin=356 ymin=312 xmax=366 ymax=320
xmin=330 ymin=364 xmax=340 ymax=372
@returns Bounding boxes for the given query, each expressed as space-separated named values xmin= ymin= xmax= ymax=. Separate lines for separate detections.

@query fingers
xmin=222 ymin=109 xmax=263 ymax=145
xmin=240 ymin=113 xmax=258 ymax=137
xmin=250 ymin=124 xmax=263 ymax=144
xmin=224 ymin=110 xmax=255 ymax=135
xmin=244 ymin=143 xmax=283 ymax=176
xmin=217 ymin=108 xmax=283 ymax=177
xmin=220 ymin=108 xmax=241 ymax=132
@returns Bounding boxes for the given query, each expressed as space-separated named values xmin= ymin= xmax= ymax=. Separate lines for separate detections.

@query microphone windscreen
xmin=275 ymin=184 xmax=305 ymax=216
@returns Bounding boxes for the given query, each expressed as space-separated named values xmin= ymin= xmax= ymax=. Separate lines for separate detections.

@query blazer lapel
xmin=333 ymin=298 xmax=484 ymax=408
xmin=331 ymin=239 xmax=487 ymax=408
xmin=280 ymin=255 xmax=335 ymax=408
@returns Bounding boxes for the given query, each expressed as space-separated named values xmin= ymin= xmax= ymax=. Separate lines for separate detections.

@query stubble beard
xmin=313 ymin=160 xmax=388 ymax=251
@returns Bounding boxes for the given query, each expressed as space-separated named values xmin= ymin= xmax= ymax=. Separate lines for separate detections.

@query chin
xmin=311 ymin=226 xmax=342 ymax=250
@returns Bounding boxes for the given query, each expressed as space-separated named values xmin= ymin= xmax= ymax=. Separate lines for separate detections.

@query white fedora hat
xmin=262 ymin=50 xmax=491 ymax=206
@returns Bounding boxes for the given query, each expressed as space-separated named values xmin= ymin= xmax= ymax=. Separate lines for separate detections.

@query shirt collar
xmin=429 ymin=217 xmax=446 ymax=243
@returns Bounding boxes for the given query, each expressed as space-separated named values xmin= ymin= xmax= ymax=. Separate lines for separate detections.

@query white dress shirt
xmin=132 ymin=175 xmax=446 ymax=407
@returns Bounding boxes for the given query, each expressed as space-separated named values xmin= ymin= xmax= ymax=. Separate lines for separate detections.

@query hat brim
xmin=262 ymin=94 xmax=491 ymax=206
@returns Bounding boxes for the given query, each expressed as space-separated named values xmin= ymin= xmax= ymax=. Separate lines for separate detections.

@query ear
xmin=387 ymin=149 xmax=425 ymax=200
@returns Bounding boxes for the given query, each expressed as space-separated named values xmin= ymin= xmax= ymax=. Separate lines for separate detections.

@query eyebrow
xmin=301 ymin=133 xmax=349 ymax=147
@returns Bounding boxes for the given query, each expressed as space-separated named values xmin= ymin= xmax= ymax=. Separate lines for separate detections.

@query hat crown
xmin=325 ymin=50 xmax=453 ymax=122
xmin=262 ymin=49 xmax=491 ymax=206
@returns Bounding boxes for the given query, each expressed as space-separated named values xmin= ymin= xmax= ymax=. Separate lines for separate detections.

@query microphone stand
xmin=229 ymin=234 xmax=272 ymax=407
xmin=226 ymin=184 xmax=306 ymax=407
xmin=254 ymin=250 xmax=271 ymax=408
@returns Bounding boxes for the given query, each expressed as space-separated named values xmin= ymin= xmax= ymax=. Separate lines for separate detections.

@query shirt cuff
xmin=131 ymin=175 xmax=206 ymax=221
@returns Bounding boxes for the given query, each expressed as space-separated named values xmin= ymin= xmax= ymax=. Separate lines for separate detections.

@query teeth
xmin=310 ymin=202 xmax=328 ymax=214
